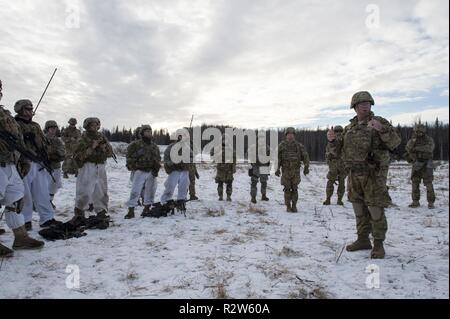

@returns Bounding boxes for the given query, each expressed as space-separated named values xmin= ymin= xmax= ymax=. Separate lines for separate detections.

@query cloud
xmin=0 ymin=0 xmax=448 ymax=132
xmin=389 ymin=106 xmax=449 ymax=125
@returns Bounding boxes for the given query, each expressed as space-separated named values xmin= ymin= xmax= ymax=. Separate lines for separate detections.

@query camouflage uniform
xmin=61 ymin=119 xmax=81 ymax=177
xmin=405 ymin=125 xmax=435 ymax=208
xmin=0 ymin=100 xmax=44 ymax=255
xmin=14 ymin=101 xmax=56 ymax=226
xmin=188 ymin=163 xmax=200 ymax=200
xmin=343 ymin=91 xmax=401 ymax=259
xmin=45 ymin=121 xmax=65 ymax=202
xmin=73 ymin=118 xmax=113 ymax=218
xmin=211 ymin=143 xmax=236 ymax=201
xmin=160 ymin=138 xmax=192 ymax=204
xmin=324 ymin=126 xmax=346 ymax=205
xmin=276 ymin=128 xmax=310 ymax=212
xmin=126 ymin=128 xmax=161 ymax=215
xmin=248 ymin=141 xmax=271 ymax=203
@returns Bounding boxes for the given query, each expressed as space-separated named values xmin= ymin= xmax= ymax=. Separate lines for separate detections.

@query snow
xmin=0 ymin=144 xmax=448 ymax=299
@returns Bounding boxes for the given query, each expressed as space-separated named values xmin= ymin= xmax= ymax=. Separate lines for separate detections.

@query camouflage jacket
xmin=126 ymin=138 xmax=161 ymax=174
xmin=211 ymin=146 xmax=237 ymax=182
xmin=61 ymin=126 xmax=82 ymax=153
xmin=325 ymin=134 xmax=344 ymax=164
xmin=342 ymin=112 xmax=401 ymax=170
xmin=163 ymin=141 xmax=192 ymax=174
xmin=277 ymin=140 xmax=310 ymax=171
xmin=73 ymin=131 xmax=113 ymax=166
xmin=14 ymin=116 xmax=49 ymax=161
xmin=0 ymin=106 xmax=24 ymax=164
xmin=46 ymin=135 xmax=66 ymax=169
xmin=405 ymin=134 xmax=434 ymax=162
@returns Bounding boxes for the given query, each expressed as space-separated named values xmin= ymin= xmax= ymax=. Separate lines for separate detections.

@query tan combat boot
xmin=346 ymin=235 xmax=372 ymax=252
xmin=12 ymin=226 xmax=45 ymax=250
xmin=125 ymin=207 xmax=135 ymax=219
xmin=0 ymin=242 xmax=14 ymax=257
xmin=371 ymin=240 xmax=385 ymax=259
xmin=408 ymin=201 xmax=420 ymax=208
xmin=142 ymin=205 xmax=151 ymax=215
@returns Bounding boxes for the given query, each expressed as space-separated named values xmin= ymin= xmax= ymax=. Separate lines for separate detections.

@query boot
xmin=408 ymin=201 xmax=420 ymax=208
xmin=428 ymin=202 xmax=435 ymax=209
xmin=71 ymin=207 xmax=86 ymax=224
xmin=125 ymin=207 xmax=135 ymax=219
xmin=337 ymin=197 xmax=344 ymax=206
xmin=0 ymin=243 xmax=14 ymax=257
xmin=40 ymin=219 xmax=63 ymax=228
xmin=25 ymin=222 xmax=32 ymax=231
xmin=226 ymin=195 xmax=232 ymax=202
xmin=88 ymin=203 xmax=94 ymax=212
xmin=346 ymin=235 xmax=372 ymax=252
xmin=142 ymin=205 xmax=151 ymax=215
xmin=0 ymin=229 xmax=5 ymax=235
xmin=251 ymin=196 xmax=257 ymax=204
xmin=371 ymin=240 xmax=385 ymax=259
xmin=12 ymin=226 xmax=45 ymax=250
xmin=261 ymin=194 xmax=269 ymax=201
xmin=190 ymin=195 xmax=199 ymax=201
xmin=97 ymin=210 xmax=108 ymax=219
xmin=63 ymin=172 xmax=69 ymax=179
xmin=323 ymin=198 xmax=331 ymax=206
xmin=291 ymin=201 xmax=298 ymax=213
xmin=218 ymin=195 xmax=223 ymax=201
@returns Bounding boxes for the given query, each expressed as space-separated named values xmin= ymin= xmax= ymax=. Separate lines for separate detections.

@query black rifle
xmin=33 ymin=68 xmax=57 ymax=116
xmin=0 ymin=130 xmax=54 ymax=179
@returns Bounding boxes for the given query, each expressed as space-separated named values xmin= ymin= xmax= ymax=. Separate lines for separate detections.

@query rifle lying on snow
xmin=0 ymin=130 xmax=54 ymax=178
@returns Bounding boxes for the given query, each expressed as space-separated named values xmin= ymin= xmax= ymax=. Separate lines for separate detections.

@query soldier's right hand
xmin=275 ymin=169 xmax=281 ymax=177
xmin=327 ymin=129 xmax=336 ymax=142
xmin=91 ymin=140 xmax=100 ymax=149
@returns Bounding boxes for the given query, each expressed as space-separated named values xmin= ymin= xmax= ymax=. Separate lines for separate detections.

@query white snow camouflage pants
xmin=22 ymin=162 xmax=55 ymax=225
xmin=47 ymin=168 xmax=62 ymax=200
xmin=75 ymin=163 xmax=108 ymax=213
xmin=127 ymin=170 xmax=157 ymax=208
xmin=161 ymin=170 xmax=190 ymax=204
xmin=0 ymin=164 xmax=25 ymax=229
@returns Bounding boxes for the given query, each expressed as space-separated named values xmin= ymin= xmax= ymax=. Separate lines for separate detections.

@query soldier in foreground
xmin=211 ymin=135 xmax=236 ymax=201
xmin=61 ymin=118 xmax=81 ymax=178
xmin=14 ymin=100 xmax=61 ymax=230
xmin=160 ymin=130 xmax=192 ymax=205
xmin=275 ymin=127 xmax=310 ymax=213
xmin=0 ymin=81 xmax=44 ymax=256
xmin=405 ymin=124 xmax=436 ymax=209
xmin=72 ymin=118 xmax=114 ymax=222
xmin=324 ymin=125 xmax=346 ymax=206
xmin=339 ymin=91 xmax=401 ymax=259
xmin=125 ymin=125 xmax=161 ymax=219
xmin=44 ymin=120 xmax=65 ymax=208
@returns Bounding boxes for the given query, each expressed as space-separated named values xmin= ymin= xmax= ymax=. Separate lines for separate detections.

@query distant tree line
xmin=92 ymin=119 xmax=449 ymax=161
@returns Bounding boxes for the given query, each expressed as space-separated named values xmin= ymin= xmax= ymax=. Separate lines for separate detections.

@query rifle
xmin=33 ymin=68 xmax=58 ymax=116
xmin=0 ymin=130 xmax=54 ymax=179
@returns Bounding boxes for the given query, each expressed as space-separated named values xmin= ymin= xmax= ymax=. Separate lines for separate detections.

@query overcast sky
xmin=0 ymin=0 xmax=448 ymax=132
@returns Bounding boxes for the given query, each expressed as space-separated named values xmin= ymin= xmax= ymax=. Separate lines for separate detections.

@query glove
xmin=303 ymin=166 xmax=310 ymax=176
xmin=17 ymin=158 xmax=31 ymax=178
xmin=195 ymin=172 xmax=200 ymax=179
xmin=275 ymin=169 xmax=281 ymax=177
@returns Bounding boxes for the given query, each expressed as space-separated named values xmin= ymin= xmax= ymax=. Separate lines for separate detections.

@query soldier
xmin=248 ymin=137 xmax=271 ymax=204
xmin=61 ymin=118 xmax=81 ymax=178
xmin=72 ymin=118 xmax=114 ymax=222
xmin=275 ymin=128 xmax=310 ymax=213
xmin=125 ymin=125 xmax=161 ymax=219
xmin=0 ymin=81 xmax=44 ymax=256
xmin=339 ymin=91 xmax=401 ymax=259
xmin=160 ymin=130 xmax=192 ymax=205
xmin=323 ymin=125 xmax=346 ymax=206
xmin=211 ymin=135 xmax=236 ymax=201
xmin=405 ymin=124 xmax=436 ymax=209
xmin=44 ymin=120 xmax=65 ymax=208
xmin=188 ymin=163 xmax=200 ymax=201
xmin=14 ymin=99 xmax=61 ymax=230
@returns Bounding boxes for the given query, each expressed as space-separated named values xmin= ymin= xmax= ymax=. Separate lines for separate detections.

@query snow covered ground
xmin=0 ymin=145 xmax=448 ymax=299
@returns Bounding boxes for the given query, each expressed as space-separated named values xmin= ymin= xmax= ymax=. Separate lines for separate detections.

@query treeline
xmin=96 ymin=119 xmax=449 ymax=161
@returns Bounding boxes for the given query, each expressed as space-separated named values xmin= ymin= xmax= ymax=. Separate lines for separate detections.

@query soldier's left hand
xmin=195 ymin=172 xmax=200 ymax=179
xmin=368 ymin=119 xmax=383 ymax=132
